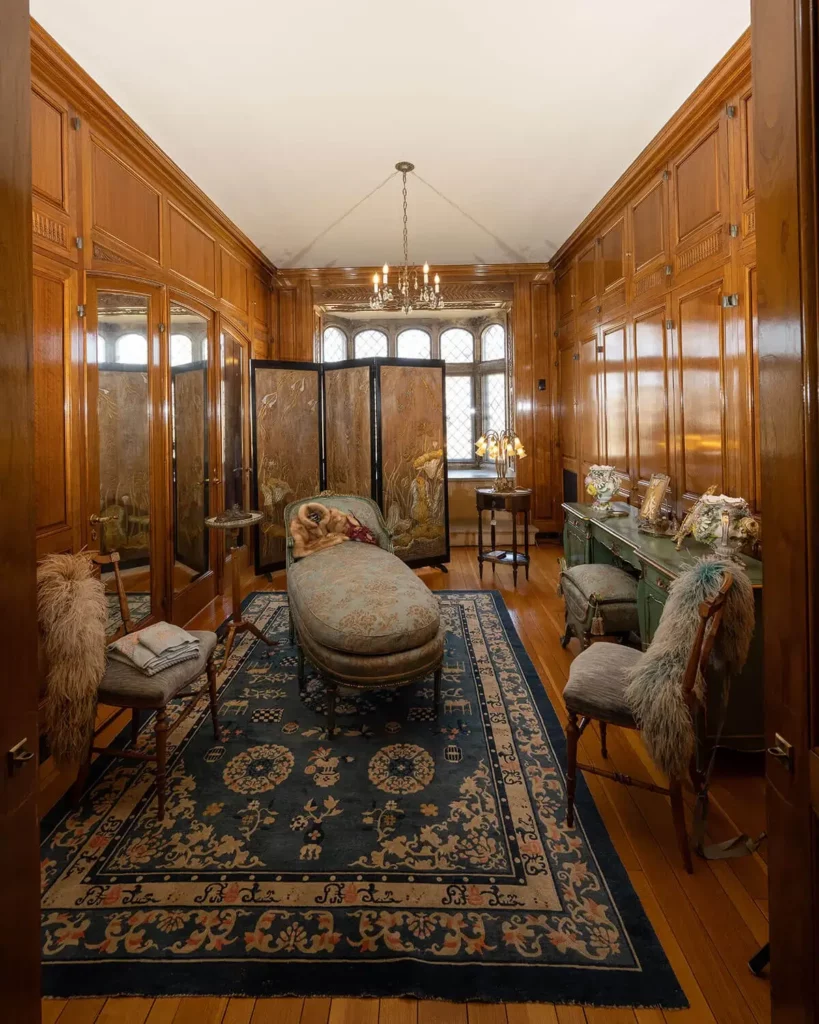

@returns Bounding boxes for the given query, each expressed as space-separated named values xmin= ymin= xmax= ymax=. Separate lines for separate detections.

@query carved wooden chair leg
xmin=154 ymin=707 xmax=169 ymax=822
xmin=599 ymin=721 xmax=608 ymax=759
xmin=688 ymin=754 xmax=705 ymax=795
xmin=325 ymin=680 xmax=338 ymax=739
xmin=131 ymin=709 xmax=140 ymax=747
xmin=566 ymin=711 xmax=580 ymax=827
xmin=206 ymin=656 xmax=221 ymax=741
xmin=669 ymin=777 xmax=693 ymax=873
xmin=72 ymin=732 xmax=94 ymax=806
xmin=297 ymin=644 xmax=305 ymax=692
xmin=433 ymin=666 xmax=442 ymax=716
xmin=559 ymin=621 xmax=573 ymax=649
xmin=288 ymin=601 xmax=295 ymax=645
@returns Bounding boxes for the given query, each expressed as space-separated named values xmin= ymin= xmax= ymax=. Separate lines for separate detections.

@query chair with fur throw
xmin=562 ymin=556 xmax=754 ymax=872
xmin=37 ymin=550 xmax=221 ymax=821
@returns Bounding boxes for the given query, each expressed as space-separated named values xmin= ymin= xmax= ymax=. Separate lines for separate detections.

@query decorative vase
xmin=585 ymin=465 xmax=619 ymax=511
xmin=690 ymin=493 xmax=758 ymax=558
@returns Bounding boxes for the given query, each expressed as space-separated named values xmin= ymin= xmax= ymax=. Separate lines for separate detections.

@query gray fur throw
xmin=624 ymin=556 xmax=755 ymax=780
xmin=37 ymin=553 xmax=107 ymax=765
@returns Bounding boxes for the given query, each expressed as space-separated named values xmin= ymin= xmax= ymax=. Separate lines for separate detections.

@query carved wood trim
xmin=676 ymin=229 xmax=723 ymax=272
xmin=32 ymin=209 xmax=66 ymax=248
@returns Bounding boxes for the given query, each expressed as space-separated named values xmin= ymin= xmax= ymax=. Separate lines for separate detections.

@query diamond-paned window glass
xmin=445 ymin=376 xmax=474 ymax=460
xmin=440 ymin=328 xmax=474 ymax=363
xmin=323 ymin=326 xmax=346 ymax=362
xmin=396 ymin=328 xmax=431 ymax=359
xmin=483 ymin=373 xmax=507 ymax=436
xmin=482 ymin=324 xmax=506 ymax=361
xmin=354 ymin=329 xmax=388 ymax=358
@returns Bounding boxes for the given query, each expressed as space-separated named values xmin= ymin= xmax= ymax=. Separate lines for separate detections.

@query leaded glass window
xmin=323 ymin=326 xmax=346 ymax=362
xmin=396 ymin=328 xmax=431 ymax=359
xmin=354 ymin=329 xmax=388 ymax=358
xmin=440 ymin=328 xmax=474 ymax=363
xmin=445 ymin=376 xmax=474 ymax=461
xmin=482 ymin=324 xmax=506 ymax=361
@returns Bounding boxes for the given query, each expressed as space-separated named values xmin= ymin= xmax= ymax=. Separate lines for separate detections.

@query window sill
xmin=447 ymin=468 xmax=496 ymax=481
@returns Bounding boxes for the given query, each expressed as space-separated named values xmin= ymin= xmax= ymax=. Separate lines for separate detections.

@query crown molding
xmin=276 ymin=262 xmax=552 ymax=289
xmin=550 ymin=28 xmax=752 ymax=269
xmin=30 ymin=18 xmax=276 ymax=278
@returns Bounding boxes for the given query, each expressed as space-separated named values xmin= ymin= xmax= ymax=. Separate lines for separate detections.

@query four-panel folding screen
xmin=250 ymin=358 xmax=450 ymax=573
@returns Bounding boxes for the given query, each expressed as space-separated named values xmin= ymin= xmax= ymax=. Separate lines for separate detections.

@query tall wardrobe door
xmin=32 ymin=254 xmax=81 ymax=557
xmin=87 ymin=278 xmax=163 ymax=631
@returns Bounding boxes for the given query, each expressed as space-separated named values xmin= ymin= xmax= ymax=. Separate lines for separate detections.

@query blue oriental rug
xmin=41 ymin=591 xmax=686 ymax=1008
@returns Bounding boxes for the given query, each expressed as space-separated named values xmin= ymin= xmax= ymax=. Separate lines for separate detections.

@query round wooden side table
xmin=476 ymin=487 xmax=532 ymax=586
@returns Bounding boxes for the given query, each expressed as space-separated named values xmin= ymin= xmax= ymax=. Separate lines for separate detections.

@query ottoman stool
xmin=285 ymin=494 xmax=444 ymax=736
xmin=558 ymin=561 xmax=639 ymax=650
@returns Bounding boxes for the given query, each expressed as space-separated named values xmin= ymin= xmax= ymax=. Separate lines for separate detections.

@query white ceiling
xmin=32 ymin=0 xmax=750 ymax=269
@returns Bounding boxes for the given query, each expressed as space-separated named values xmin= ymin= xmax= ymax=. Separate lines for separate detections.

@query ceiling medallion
xmin=371 ymin=162 xmax=443 ymax=315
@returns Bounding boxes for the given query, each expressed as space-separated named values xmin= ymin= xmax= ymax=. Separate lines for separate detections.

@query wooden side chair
xmin=74 ymin=551 xmax=221 ymax=820
xmin=562 ymin=574 xmax=733 ymax=872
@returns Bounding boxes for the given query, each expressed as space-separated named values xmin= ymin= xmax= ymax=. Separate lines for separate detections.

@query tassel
xmin=556 ymin=580 xmax=563 ymax=597
xmin=591 ymin=599 xmax=604 ymax=636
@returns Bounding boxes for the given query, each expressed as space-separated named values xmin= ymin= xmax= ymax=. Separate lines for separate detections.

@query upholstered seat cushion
xmin=98 ymin=630 xmax=217 ymax=707
xmin=562 ymin=563 xmax=639 ymax=635
xmin=293 ymin=606 xmax=445 ymax=686
xmin=288 ymin=542 xmax=440 ymax=655
xmin=563 ymin=642 xmax=644 ymax=727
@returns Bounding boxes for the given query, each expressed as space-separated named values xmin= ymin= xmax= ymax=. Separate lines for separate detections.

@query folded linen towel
xmin=108 ymin=622 xmax=201 ymax=677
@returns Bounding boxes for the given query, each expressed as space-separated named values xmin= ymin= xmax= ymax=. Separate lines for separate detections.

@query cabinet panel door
xmin=600 ymin=322 xmax=629 ymax=487
xmin=33 ymin=255 xmax=81 ymax=556
xmin=671 ymin=271 xmax=727 ymax=504
xmin=91 ymin=139 xmax=161 ymax=264
xmin=629 ymin=171 xmax=669 ymax=302
xmin=600 ymin=217 xmax=625 ymax=292
xmin=555 ymin=264 xmax=574 ymax=322
xmin=577 ymin=242 xmax=597 ymax=310
xmin=31 ymin=84 xmax=78 ymax=263
xmin=168 ymin=202 xmax=216 ymax=295
xmin=558 ymin=343 xmax=577 ymax=461
xmin=578 ymin=332 xmax=599 ymax=472
xmin=632 ymin=304 xmax=671 ymax=490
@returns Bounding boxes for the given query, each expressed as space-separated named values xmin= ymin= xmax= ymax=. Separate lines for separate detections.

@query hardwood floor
xmin=41 ymin=543 xmax=770 ymax=1023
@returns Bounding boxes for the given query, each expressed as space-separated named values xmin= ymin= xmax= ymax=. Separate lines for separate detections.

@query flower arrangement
xmin=475 ymin=428 xmax=527 ymax=492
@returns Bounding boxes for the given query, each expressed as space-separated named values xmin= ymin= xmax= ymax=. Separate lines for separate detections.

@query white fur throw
xmin=37 ymin=553 xmax=107 ymax=765
xmin=624 ymin=556 xmax=755 ymax=780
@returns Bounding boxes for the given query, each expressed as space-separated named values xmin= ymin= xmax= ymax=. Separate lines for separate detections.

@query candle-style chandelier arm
xmin=371 ymin=162 xmax=444 ymax=315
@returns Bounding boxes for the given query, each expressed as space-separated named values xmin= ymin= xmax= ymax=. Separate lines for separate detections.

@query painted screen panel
xmin=376 ymin=361 xmax=449 ymax=566
xmin=323 ymin=363 xmax=374 ymax=498
xmin=252 ymin=362 xmax=322 ymax=572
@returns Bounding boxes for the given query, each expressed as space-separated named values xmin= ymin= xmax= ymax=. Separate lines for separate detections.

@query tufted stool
xmin=559 ymin=562 xmax=639 ymax=650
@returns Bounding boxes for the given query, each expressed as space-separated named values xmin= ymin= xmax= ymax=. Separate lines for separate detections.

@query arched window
xmin=170 ymin=334 xmax=193 ymax=366
xmin=481 ymin=324 xmax=506 ymax=361
xmin=354 ymin=329 xmax=388 ymax=358
xmin=322 ymin=326 xmax=346 ymax=363
xmin=116 ymin=333 xmax=148 ymax=365
xmin=396 ymin=328 xmax=431 ymax=359
xmin=440 ymin=328 xmax=474 ymax=363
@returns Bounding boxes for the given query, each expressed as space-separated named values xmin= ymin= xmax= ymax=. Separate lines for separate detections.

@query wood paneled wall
xmin=30 ymin=19 xmax=276 ymax=575
xmin=551 ymin=30 xmax=757 ymax=521
xmin=273 ymin=265 xmax=560 ymax=530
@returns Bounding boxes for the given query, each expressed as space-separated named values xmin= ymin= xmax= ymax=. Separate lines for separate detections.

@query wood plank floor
xmin=42 ymin=544 xmax=770 ymax=1024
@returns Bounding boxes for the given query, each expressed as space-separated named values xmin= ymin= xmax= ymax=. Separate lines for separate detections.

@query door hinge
xmin=665 ymin=319 xmax=674 ymax=330
xmin=665 ymin=264 xmax=673 ymax=276
xmin=726 ymin=104 xmax=736 ymax=119
xmin=573 ymin=353 xmax=579 ymax=361
xmin=721 ymin=293 xmax=740 ymax=307
xmin=662 ymin=169 xmax=670 ymax=181
xmin=158 ymin=322 xmax=166 ymax=333
xmin=729 ymin=223 xmax=739 ymax=238
xmin=71 ymin=116 xmax=81 ymax=131
xmin=767 ymin=733 xmax=794 ymax=773
xmin=75 ymin=235 xmax=84 ymax=250
xmin=77 ymin=304 xmax=86 ymax=318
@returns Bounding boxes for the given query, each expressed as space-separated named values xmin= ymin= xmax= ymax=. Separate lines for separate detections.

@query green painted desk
xmin=562 ymin=501 xmax=764 ymax=753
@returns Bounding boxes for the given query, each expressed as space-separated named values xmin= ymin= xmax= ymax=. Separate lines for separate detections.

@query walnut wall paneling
xmin=631 ymin=302 xmax=672 ymax=492
xmin=323 ymin=362 xmax=375 ymax=498
xmin=376 ymin=360 xmax=449 ymax=568
xmin=600 ymin=217 xmax=625 ymax=294
xmin=30 ymin=83 xmax=78 ymax=263
xmin=556 ymin=264 xmax=574 ymax=322
xmin=90 ymin=139 xmax=161 ymax=264
xmin=557 ymin=342 xmax=577 ymax=463
xmin=220 ymin=245 xmax=249 ymax=318
xmin=577 ymin=242 xmax=597 ymax=310
xmin=629 ymin=172 xmax=669 ymax=302
xmin=600 ymin=321 xmax=630 ymax=487
xmin=251 ymin=361 xmax=323 ymax=573
xmin=32 ymin=254 xmax=80 ymax=555
xmin=168 ymin=203 xmax=216 ymax=295
xmin=578 ymin=331 xmax=599 ymax=471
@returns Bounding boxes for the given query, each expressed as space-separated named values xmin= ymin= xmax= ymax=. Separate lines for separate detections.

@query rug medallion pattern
xmin=41 ymin=591 xmax=685 ymax=1006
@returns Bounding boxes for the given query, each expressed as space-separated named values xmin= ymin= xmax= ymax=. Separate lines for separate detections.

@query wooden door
xmin=86 ymin=276 xmax=166 ymax=628
xmin=629 ymin=298 xmax=672 ymax=503
xmin=752 ymin=0 xmax=819 ymax=1020
xmin=599 ymin=319 xmax=630 ymax=493
xmin=0 ymin=1 xmax=41 ymax=1019
xmin=577 ymin=329 xmax=600 ymax=486
xmin=219 ymin=320 xmax=253 ymax=588
xmin=32 ymin=253 xmax=82 ymax=557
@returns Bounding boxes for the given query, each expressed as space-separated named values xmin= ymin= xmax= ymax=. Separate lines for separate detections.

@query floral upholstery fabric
xmin=99 ymin=630 xmax=217 ymax=708
xmin=288 ymin=542 xmax=440 ymax=656
xmin=563 ymin=643 xmax=643 ymax=727
xmin=562 ymin=564 xmax=639 ymax=636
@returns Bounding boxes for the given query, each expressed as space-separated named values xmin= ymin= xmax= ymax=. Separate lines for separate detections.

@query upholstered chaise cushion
xmin=562 ymin=563 xmax=639 ymax=635
xmin=288 ymin=542 xmax=440 ymax=656
xmin=98 ymin=630 xmax=218 ymax=707
xmin=563 ymin=643 xmax=644 ymax=727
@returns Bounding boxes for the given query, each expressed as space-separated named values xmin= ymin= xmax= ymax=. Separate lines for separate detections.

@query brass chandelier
xmin=371 ymin=162 xmax=443 ymax=315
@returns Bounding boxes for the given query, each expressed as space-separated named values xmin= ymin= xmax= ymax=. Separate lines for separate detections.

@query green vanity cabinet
xmin=561 ymin=501 xmax=764 ymax=753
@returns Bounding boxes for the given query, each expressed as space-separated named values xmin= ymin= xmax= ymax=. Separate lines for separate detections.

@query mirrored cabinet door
xmin=170 ymin=302 xmax=211 ymax=593
xmin=89 ymin=283 xmax=156 ymax=633
xmin=221 ymin=326 xmax=247 ymax=515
